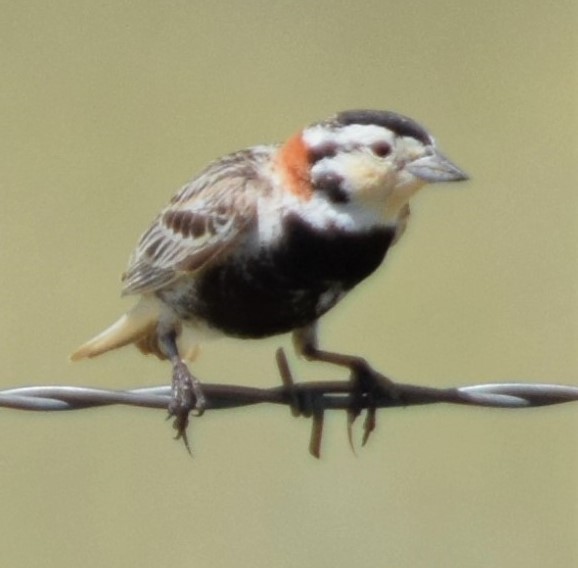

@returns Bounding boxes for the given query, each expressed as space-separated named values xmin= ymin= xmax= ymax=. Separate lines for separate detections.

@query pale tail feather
xmin=70 ymin=296 xmax=162 ymax=361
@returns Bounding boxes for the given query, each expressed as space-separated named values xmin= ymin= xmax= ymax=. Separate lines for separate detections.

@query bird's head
xmin=276 ymin=109 xmax=468 ymax=220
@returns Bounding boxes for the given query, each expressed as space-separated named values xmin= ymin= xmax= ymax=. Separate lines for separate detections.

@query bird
xmin=71 ymin=109 xmax=468 ymax=446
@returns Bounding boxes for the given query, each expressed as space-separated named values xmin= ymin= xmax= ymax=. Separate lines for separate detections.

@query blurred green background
xmin=0 ymin=1 xmax=576 ymax=567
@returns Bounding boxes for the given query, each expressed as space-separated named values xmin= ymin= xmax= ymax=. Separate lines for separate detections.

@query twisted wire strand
xmin=1 ymin=380 xmax=576 ymax=412
xmin=2 ymin=377 xmax=576 ymax=456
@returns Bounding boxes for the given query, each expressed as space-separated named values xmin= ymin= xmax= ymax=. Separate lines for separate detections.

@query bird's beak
xmin=406 ymin=151 xmax=468 ymax=183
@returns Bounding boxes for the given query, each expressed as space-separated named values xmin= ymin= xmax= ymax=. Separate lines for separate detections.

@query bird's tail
xmin=70 ymin=296 xmax=162 ymax=361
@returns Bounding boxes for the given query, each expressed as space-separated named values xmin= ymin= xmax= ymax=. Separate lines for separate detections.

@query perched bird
xmin=71 ymin=109 xmax=468 ymax=444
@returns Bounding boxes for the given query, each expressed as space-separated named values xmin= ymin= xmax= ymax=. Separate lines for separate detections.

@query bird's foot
xmin=346 ymin=358 xmax=400 ymax=448
xmin=168 ymin=360 xmax=206 ymax=453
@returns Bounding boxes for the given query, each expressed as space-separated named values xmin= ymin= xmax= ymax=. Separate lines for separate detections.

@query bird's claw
xmin=276 ymin=347 xmax=400 ymax=456
xmin=347 ymin=359 xmax=400 ymax=449
xmin=168 ymin=360 xmax=206 ymax=453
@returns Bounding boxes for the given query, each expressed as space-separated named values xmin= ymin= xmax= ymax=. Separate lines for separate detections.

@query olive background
xmin=0 ymin=2 xmax=576 ymax=567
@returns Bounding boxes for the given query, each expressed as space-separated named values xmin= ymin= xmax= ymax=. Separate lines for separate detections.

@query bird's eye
xmin=370 ymin=142 xmax=392 ymax=158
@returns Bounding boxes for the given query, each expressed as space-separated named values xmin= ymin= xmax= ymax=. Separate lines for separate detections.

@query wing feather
xmin=122 ymin=150 xmax=269 ymax=295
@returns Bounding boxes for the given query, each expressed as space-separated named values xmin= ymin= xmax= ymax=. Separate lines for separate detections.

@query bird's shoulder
xmin=121 ymin=145 xmax=277 ymax=296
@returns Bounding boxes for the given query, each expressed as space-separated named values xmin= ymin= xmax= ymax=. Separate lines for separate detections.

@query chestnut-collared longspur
xmin=72 ymin=109 xmax=468 ymax=443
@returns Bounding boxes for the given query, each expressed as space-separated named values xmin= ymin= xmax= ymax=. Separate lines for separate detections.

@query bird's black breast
xmin=166 ymin=215 xmax=396 ymax=338
xmin=274 ymin=214 xmax=394 ymax=288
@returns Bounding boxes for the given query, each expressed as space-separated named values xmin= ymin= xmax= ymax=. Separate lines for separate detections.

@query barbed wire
xmin=1 ymin=348 xmax=577 ymax=456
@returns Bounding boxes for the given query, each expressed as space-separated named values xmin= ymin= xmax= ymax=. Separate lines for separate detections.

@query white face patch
xmin=286 ymin=189 xmax=387 ymax=234
xmin=258 ymin=122 xmax=434 ymax=246
xmin=305 ymin=124 xmax=400 ymax=205
xmin=302 ymin=124 xmax=433 ymax=225
xmin=303 ymin=124 xmax=395 ymax=153
xmin=254 ymin=176 xmax=386 ymax=245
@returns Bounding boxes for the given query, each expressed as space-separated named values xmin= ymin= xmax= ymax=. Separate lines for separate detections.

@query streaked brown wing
xmin=121 ymin=158 xmax=262 ymax=296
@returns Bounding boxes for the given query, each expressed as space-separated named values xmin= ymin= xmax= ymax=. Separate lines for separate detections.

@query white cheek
xmin=312 ymin=153 xmax=393 ymax=200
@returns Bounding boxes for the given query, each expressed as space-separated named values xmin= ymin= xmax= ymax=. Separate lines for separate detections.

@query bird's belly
xmin=158 ymin=220 xmax=396 ymax=338
xmin=196 ymin=272 xmax=345 ymax=338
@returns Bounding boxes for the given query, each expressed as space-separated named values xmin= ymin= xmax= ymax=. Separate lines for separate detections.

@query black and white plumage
xmin=72 ymin=109 xmax=468 ymax=441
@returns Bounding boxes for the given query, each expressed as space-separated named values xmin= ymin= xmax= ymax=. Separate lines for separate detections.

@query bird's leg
xmin=158 ymin=329 xmax=206 ymax=451
xmin=293 ymin=323 xmax=399 ymax=447
xmin=276 ymin=347 xmax=325 ymax=458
